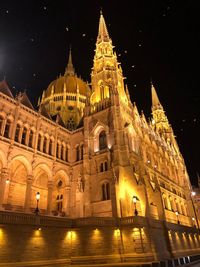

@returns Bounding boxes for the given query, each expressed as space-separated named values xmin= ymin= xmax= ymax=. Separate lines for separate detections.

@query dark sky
xmin=0 ymin=1 xmax=199 ymax=185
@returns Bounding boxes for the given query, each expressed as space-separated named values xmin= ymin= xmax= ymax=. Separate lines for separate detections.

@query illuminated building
xmin=0 ymin=12 xmax=200 ymax=265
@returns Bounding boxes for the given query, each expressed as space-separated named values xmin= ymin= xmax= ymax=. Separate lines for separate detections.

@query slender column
xmin=0 ymin=168 xmax=9 ymax=209
xmin=47 ymin=181 xmax=53 ymax=215
xmin=24 ymin=175 xmax=33 ymax=212
xmin=64 ymin=186 xmax=70 ymax=216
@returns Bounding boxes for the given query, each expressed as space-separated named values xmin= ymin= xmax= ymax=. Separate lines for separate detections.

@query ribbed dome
xmin=45 ymin=75 xmax=89 ymax=97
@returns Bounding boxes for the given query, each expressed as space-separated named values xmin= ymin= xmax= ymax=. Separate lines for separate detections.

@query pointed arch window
xmin=15 ymin=124 xmax=21 ymax=142
xmin=56 ymin=143 xmax=60 ymax=158
xmin=21 ymin=127 xmax=27 ymax=145
xmin=65 ymin=147 xmax=68 ymax=162
xmin=37 ymin=134 xmax=42 ymax=151
xmin=49 ymin=139 xmax=53 ymax=155
xmin=43 ymin=136 xmax=48 ymax=153
xmin=102 ymin=182 xmax=110 ymax=201
xmin=105 ymin=161 xmax=108 ymax=171
xmin=4 ymin=119 xmax=11 ymax=139
xmin=61 ymin=145 xmax=65 ymax=160
xmin=99 ymin=130 xmax=107 ymax=150
xmin=29 ymin=129 xmax=34 ymax=148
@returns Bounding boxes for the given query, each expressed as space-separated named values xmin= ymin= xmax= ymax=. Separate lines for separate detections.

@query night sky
xmin=0 ymin=1 xmax=199 ymax=185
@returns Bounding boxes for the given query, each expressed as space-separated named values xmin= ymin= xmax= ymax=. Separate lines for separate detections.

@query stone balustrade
xmin=0 ymin=211 xmax=199 ymax=236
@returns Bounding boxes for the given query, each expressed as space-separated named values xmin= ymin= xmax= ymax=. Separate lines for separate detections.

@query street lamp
xmin=175 ymin=211 xmax=180 ymax=224
xmin=133 ymin=195 xmax=139 ymax=216
xmin=35 ymin=192 xmax=40 ymax=215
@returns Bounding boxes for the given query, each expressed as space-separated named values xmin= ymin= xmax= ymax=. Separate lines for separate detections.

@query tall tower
xmin=90 ymin=12 xmax=128 ymax=105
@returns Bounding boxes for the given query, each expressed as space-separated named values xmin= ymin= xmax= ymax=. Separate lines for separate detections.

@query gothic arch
xmin=33 ymin=163 xmax=52 ymax=181
xmin=32 ymin=163 xmax=52 ymax=211
xmin=54 ymin=169 xmax=69 ymax=186
xmin=9 ymin=155 xmax=32 ymax=175
xmin=7 ymin=157 xmax=30 ymax=208
xmin=92 ymin=121 xmax=109 ymax=152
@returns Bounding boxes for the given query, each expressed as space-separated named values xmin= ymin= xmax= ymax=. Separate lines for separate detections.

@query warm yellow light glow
xmin=191 ymin=191 xmax=196 ymax=196
xmin=66 ymin=230 xmax=77 ymax=239
xmin=5 ymin=178 xmax=10 ymax=184
xmin=35 ymin=229 xmax=42 ymax=237
xmin=0 ymin=228 xmax=3 ymax=238
xmin=192 ymin=217 xmax=195 ymax=221
xmin=114 ymin=228 xmax=120 ymax=237
xmin=36 ymin=192 xmax=40 ymax=200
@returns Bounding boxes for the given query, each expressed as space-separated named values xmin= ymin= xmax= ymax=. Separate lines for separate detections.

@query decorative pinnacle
xmin=65 ymin=46 xmax=75 ymax=76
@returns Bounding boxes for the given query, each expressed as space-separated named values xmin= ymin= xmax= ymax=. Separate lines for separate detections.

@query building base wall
xmin=0 ymin=212 xmax=200 ymax=265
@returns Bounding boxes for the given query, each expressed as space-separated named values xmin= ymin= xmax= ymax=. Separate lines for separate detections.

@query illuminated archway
xmin=8 ymin=159 xmax=28 ymax=208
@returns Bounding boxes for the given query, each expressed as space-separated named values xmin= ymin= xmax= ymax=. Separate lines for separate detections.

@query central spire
xmin=97 ymin=11 xmax=110 ymax=43
xmin=65 ymin=47 xmax=75 ymax=76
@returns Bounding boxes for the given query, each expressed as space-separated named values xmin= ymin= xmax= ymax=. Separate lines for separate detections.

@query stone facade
xmin=0 ymin=12 xmax=199 ymax=265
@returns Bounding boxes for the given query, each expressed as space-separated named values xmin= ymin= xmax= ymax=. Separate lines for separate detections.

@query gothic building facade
xmin=0 ymin=13 xmax=198 ymax=229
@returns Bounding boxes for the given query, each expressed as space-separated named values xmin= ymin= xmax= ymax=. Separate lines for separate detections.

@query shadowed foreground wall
xmin=0 ymin=215 xmax=200 ymax=265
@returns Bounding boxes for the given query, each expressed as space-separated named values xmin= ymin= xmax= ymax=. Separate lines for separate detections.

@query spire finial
xmin=97 ymin=11 xmax=110 ymax=42
xmin=65 ymin=45 xmax=75 ymax=76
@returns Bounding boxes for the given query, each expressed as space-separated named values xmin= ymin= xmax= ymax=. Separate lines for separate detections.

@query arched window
xmin=102 ymin=182 xmax=110 ymax=201
xmin=15 ymin=124 xmax=21 ymax=142
xmin=105 ymin=161 xmax=108 ymax=171
xmin=21 ymin=127 xmax=27 ymax=145
xmin=100 ymin=163 xmax=104 ymax=172
xmin=66 ymin=147 xmax=68 ymax=162
xmin=0 ymin=116 xmax=4 ymax=136
xmin=49 ymin=139 xmax=53 ymax=155
xmin=37 ymin=134 xmax=42 ymax=151
xmin=61 ymin=145 xmax=65 ymax=160
xmin=4 ymin=119 xmax=11 ymax=139
xmin=99 ymin=131 xmax=107 ymax=150
xmin=76 ymin=146 xmax=80 ymax=161
xmin=56 ymin=143 xmax=60 ymax=158
xmin=28 ymin=129 xmax=34 ymax=148
xmin=43 ymin=136 xmax=48 ymax=153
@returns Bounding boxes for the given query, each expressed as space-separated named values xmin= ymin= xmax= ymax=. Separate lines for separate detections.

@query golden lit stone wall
xmin=0 ymin=218 xmax=200 ymax=264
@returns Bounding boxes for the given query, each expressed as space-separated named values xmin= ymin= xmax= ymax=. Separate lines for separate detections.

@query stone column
xmin=24 ymin=175 xmax=33 ymax=212
xmin=47 ymin=181 xmax=53 ymax=215
xmin=64 ymin=186 xmax=70 ymax=216
xmin=0 ymin=168 xmax=9 ymax=209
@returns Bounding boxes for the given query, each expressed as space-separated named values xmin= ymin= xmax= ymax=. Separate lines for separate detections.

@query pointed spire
xmin=65 ymin=46 xmax=75 ymax=76
xmin=97 ymin=11 xmax=110 ymax=42
xmin=151 ymin=81 xmax=162 ymax=110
